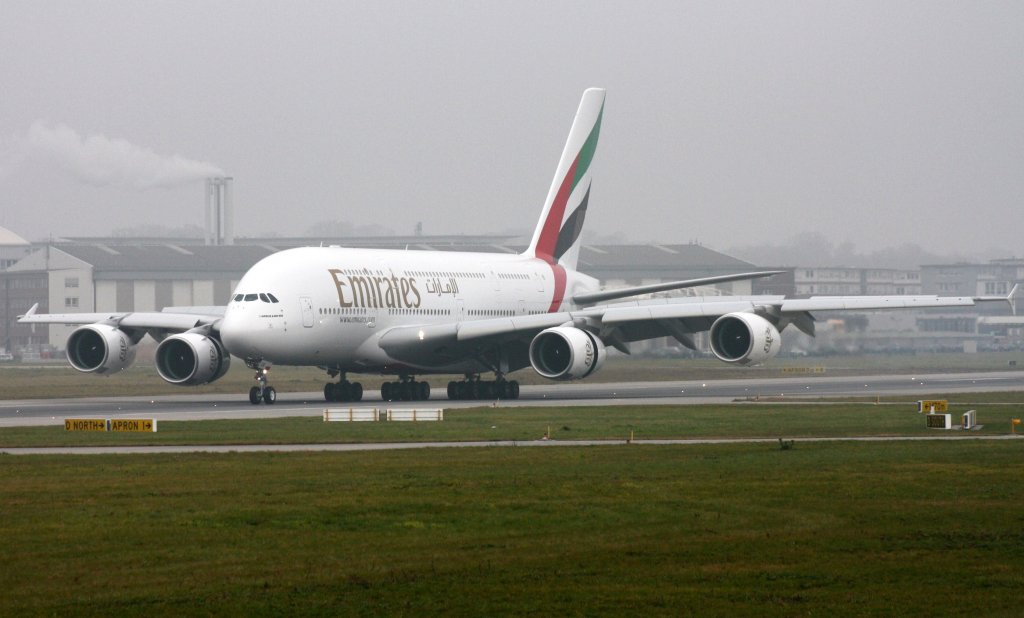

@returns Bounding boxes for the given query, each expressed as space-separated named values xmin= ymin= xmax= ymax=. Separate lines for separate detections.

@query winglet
xmin=1009 ymin=283 xmax=1020 ymax=316
xmin=19 ymin=303 xmax=38 ymax=320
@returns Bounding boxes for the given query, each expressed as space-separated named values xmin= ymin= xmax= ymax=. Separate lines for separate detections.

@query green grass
xmin=2 ymin=350 xmax=1021 ymax=400
xmin=1 ymin=442 xmax=1022 ymax=615
xmin=3 ymin=401 xmax=1023 ymax=448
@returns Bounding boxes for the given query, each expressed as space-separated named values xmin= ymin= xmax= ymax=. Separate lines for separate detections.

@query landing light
xmin=418 ymin=330 xmax=425 ymax=340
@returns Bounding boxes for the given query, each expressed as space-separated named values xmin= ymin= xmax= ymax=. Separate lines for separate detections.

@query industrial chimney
xmin=204 ymin=177 xmax=234 ymax=246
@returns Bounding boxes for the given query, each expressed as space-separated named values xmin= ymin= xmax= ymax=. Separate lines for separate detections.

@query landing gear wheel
xmin=447 ymin=381 xmax=458 ymax=400
xmin=381 ymin=382 xmax=393 ymax=402
xmin=351 ymin=383 xmax=363 ymax=402
xmin=262 ymin=386 xmax=277 ymax=404
xmin=417 ymin=381 xmax=430 ymax=401
xmin=336 ymin=382 xmax=350 ymax=402
xmin=249 ymin=386 xmax=261 ymax=405
xmin=324 ymin=383 xmax=336 ymax=402
xmin=508 ymin=380 xmax=520 ymax=399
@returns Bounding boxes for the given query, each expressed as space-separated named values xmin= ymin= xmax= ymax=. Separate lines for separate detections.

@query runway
xmin=2 ymin=370 xmax=1023 ymax=427
xmin=3 ymin=434 xmax=1020 ymax=456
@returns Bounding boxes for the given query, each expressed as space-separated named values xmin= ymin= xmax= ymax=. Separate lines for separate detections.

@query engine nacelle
xmin=709 ymin=312 xmax=782 ymax=366
xmin=529 ymin=326 xmax=606 ymax=380
xmin=155 ymin=333 xmax=231 ymax=385
xmin=66 ymin=324 xmax=138 ymax=374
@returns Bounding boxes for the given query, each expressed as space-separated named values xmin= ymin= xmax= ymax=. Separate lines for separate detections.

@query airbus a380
xmin=19 ymin=88 xmax=1011 ymax=404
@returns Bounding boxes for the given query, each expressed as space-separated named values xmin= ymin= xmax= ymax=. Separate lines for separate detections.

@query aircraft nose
xmin=220 ymin=306 xmax=259 ymax=358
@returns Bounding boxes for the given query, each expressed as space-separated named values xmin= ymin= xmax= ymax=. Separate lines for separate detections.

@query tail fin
xmin=526 ymin=88 xmax=605 ymax=271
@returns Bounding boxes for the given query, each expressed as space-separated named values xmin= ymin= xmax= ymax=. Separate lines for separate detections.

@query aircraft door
xmin=488 ymin=266 xmax=501 ymax=292
xmin=300 ymin=296 xmax=314 ymax=328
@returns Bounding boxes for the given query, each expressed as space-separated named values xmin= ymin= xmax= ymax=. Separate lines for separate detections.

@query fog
xmin=1 ymin=1 xmax=1021 ymax=258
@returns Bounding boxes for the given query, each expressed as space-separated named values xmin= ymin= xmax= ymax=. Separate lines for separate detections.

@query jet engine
xmin=66 ymin=324 xmax=138 ymax=374
xmin=155 ymin=333 xmax=231 ymax=386
xmin=709 ymin=312 xmax=781 ymax=366
xmin=529 ymin=326 xmax=606 ymax=380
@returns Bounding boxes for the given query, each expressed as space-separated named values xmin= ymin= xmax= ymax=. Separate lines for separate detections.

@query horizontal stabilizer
xmin=572 ymin=271 xmax=784 ymax=306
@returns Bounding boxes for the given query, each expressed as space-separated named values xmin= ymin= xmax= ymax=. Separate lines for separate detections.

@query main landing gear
xmin=381 ymin=377 xmax=431 ymax=402
xmin=324 ymin=380 xmax=364 ymax=402
xmin=323 ymin=370 xmax=364 ymax=402
xmin=447 ymin=374 xmax=520 ymax=400
xmin=248 ymin=366 xmax=276 ymax=405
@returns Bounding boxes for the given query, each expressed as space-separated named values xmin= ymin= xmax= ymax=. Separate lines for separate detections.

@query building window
xmin=65 ymin=297 xmax=79 ymax=308
xmin=65 ymin=276 xmax=79 ymax=288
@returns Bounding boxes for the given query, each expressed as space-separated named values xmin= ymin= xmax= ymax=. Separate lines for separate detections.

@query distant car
xmin=0 ymin=353 xmax=14 ymax=362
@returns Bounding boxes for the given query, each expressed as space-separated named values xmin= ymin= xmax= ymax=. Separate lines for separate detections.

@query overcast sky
xmin=1 ymin=1 xmax=1021 ymax=256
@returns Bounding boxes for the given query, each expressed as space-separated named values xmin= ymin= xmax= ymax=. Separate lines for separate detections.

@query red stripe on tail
xmin=534 ymin=157 xmax=579 ymax=264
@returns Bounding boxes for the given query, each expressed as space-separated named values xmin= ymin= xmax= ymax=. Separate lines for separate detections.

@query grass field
xmin=2 ymin=350 xmax=1022 ymax=400
xmin=2 ymin=441 xmax=1023 ymax=616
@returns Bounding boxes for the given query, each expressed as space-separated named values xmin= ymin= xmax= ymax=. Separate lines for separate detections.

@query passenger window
xmin=244 ymin=294 xmax=258 ymax=301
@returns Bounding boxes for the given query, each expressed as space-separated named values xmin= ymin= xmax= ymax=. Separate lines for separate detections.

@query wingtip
xmin=19 ymin=303 xmax=38 ymax=319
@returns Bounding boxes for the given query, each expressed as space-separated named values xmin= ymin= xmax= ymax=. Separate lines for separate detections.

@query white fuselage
xmin=219 ymin=246 xmax=598 ymax=374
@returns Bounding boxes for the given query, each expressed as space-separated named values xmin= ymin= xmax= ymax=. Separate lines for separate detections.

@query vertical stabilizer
xmin=526 ymin=88 xmax=605 ymax=271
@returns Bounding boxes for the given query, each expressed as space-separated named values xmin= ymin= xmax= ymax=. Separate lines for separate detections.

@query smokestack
xmin=204 ymin=176 xmax=234 ymax=246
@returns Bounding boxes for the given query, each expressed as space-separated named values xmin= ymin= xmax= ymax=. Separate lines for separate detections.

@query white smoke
xmin=21 ymin=121 xmax=223 ymax=189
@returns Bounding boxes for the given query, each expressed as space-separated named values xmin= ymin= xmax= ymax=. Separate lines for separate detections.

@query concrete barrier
xmin=323 ymin=408 xmax=380 ymax=422
xmin=386 ymin=408 xmax=444 ymax=422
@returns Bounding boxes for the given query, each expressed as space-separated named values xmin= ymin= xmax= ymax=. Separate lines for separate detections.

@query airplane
xmin=18 ymin=88 xmax=1011 ymax=405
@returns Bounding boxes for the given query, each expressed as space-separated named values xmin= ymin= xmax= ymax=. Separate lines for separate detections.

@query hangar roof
xmin=26 ymin=240 xmax=753 ymax=280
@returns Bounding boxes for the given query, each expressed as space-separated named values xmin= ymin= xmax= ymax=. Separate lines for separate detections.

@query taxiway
xmin=1 ymin=370 xmax=1022 ymax=427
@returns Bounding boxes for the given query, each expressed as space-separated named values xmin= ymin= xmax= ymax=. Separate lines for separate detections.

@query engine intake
xmin=709 ymin=312 xmax=781 ymax=366
xmin=66 ymin=324 xmax=138 ymax=374
xmin=155 ymin=333 xmax=231 ymax=385
xmin=529 ymin=326 xmax=606 ymax=380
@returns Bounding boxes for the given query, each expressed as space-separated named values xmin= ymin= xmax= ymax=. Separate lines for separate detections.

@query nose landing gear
xmin=248 ymin=366 xmax=276 ymax=405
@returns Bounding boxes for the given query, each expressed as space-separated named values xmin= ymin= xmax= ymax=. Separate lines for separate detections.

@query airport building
xmin=3 ymin=205 xmax=1020 ymax=359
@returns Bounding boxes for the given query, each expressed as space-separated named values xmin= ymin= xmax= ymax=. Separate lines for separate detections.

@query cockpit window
xmin=259 ymin=293 xmax=270 ymax=303
xmin=244 ymin=293 xmax=258 ymax=301
xmin=233 ymin=294 xmax=244 ymax=302
xmin=267 ymin=293 xmax=280 ymax=303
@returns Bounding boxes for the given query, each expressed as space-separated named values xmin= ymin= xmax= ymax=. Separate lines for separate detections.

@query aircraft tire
xmin=417 ymin=381 xmax=430 ymax=401
xmin=447 ymin=381 xmax=458 ymax=400
xmin=249 ymin=386 xmax=262 ymax=405
xmin=338 ymin=382 xmax=352 ymax=402
xmin=263 ymin=386 xmax=277 ymax=404
xmin=351 ymin=382 xmax=363 ymax=402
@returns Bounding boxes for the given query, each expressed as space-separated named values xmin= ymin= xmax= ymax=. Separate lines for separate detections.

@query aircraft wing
xmin=377 ymin=292 xmax=1008 ymax=366
xmin=17 ymin=304 xmax=223 ymax=333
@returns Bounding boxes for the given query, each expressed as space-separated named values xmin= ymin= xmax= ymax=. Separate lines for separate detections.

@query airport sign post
xmin=109 ymin=419 xmax=157 ymax=432
xmin=65 ymin=418 xmax=108 ymax=432
xmin=64 ymin=418 xmax=156 ymax=432
xmin=917 ymin=400 xmax=948 ymax=414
